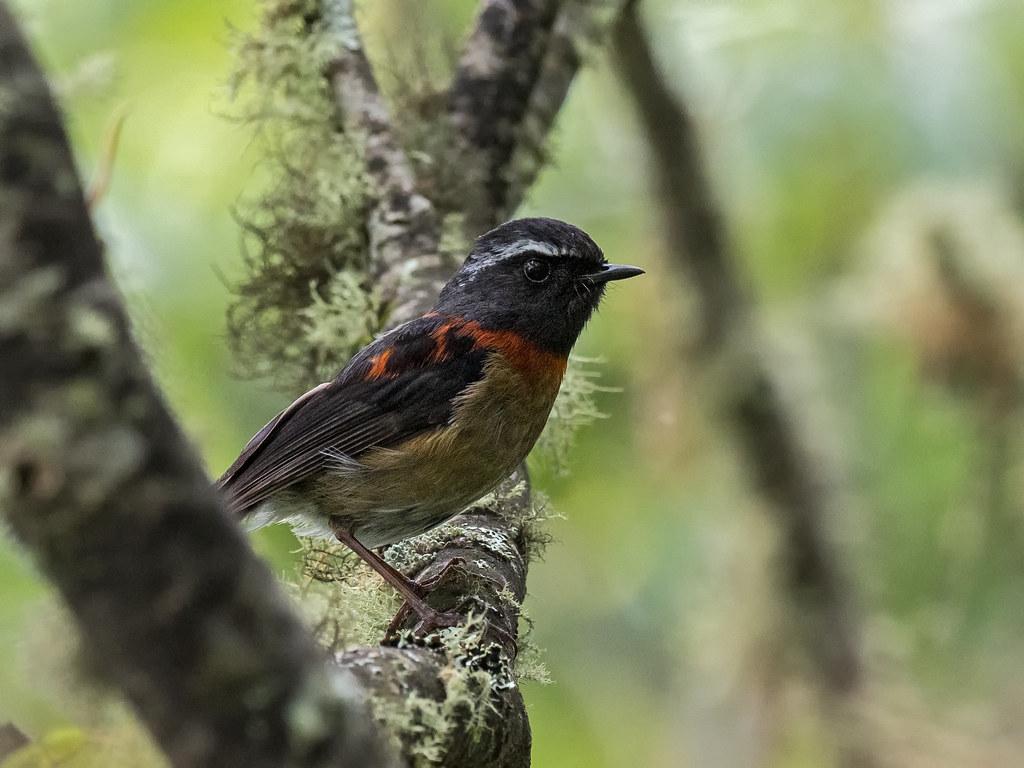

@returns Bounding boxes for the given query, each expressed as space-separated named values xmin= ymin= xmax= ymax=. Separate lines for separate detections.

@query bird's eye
xmin=523 ymin=258 xmax=551 ymax=283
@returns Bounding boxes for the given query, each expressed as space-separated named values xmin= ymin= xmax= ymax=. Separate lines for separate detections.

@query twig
xmin=0 ymin=7 xmax=390 ymax=767
xmin=85 ymin=104 xmax=129 ymax=208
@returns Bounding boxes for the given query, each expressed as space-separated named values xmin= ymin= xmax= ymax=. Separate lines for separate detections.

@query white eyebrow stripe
xmin=491 ymin=239 xmax=560 ymax=259
xmin=461 ymin=239 xmax=563 ymax=277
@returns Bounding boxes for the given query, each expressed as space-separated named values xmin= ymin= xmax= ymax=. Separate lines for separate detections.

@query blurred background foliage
xmin=4 ymin=0 xmax=1024 ymax=765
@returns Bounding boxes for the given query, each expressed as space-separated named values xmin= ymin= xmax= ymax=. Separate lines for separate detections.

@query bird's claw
xmin=383 ymin=606 xmax=462 ymax=645
xmin=382 ymin=557 xmax=469 ymax=643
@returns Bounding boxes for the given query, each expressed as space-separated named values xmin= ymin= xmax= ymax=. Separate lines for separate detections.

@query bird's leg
xmin=380 ymin=556 xmax=471 ymax=640
xmin=331 ymin=525 xmax=461 ymax=638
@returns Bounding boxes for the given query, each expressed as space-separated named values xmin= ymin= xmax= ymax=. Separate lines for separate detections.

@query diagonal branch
xmin=613 ymin=6 xmax=876 ymax=765
xmin=449 ymin=0 xmax=622 ymax=232
xmin=320 ymin=0 xmax=452 ymax=326
xmin=0 ymin=7 xmax=391 ymax=767
xmin=449 ymin=0 xmax=560 ymax=230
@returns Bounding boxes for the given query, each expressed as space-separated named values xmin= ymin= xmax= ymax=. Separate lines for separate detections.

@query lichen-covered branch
xmin=613 ymin=6 xmax=874 ymax=764
xmin=0 ymin=7 xmax=391 ymax=767
xmin=449 ymin=0 xmax=621 ymax=232
xmin=342 ymin=473 xmax=538 ymax=767
xmin=225 ymin=1 xmax=588 ymax=763
xmin=320 ymin=0 xmax=452 ymax=326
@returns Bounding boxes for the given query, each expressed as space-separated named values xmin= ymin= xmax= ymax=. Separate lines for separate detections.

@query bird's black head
xmin=434 ymin=218 xmax=643 ymax=355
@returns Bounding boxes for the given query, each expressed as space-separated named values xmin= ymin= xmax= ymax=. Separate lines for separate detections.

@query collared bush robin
xmin=219 ymin=217 xmax=642 ymax=632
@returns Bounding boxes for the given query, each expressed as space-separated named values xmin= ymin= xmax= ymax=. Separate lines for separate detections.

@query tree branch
xmin=321 ymin=0 xmax=452 ymax=326
xmin=0 ymin=7 xmax=391 ymax=767
xmin=342 ymin=472 xmax=535 ymax=768
xmin=449 ymin=0 xmax=620 ymax=232
xmin=305 ymin=2 xmax=632 ymax=762
xmin=613 ymin=6 xmax=875 ymax=765
xmin=449 ymin=0 xmax=560 ymax=230
xmin=290 ymin=2 xmax=579 ymax=763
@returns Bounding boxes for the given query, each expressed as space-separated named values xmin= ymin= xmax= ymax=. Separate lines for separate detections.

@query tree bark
xmin=449 ymin=0 xmax=616 ymax=232
xmin=0 ymin=6 xmax=391 ymax=767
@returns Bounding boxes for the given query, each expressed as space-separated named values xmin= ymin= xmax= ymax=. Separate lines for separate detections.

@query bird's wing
xmin=217 ymin=314 xmax=489 ymax=515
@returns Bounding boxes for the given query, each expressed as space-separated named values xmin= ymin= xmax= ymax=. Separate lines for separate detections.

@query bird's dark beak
xmin=587 ymin=263 xmax=645 ymax=284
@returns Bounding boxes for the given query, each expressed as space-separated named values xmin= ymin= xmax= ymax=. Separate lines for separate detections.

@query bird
xmin=218 ymin=217 xmax=643 ymax=633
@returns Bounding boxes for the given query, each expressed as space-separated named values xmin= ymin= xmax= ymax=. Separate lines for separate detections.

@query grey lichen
xmin=534 ymin=355 xmax=607 ymax=476
xmin=369 ymin=617 xmax=510 ymax=766
xmin=0 ymin=264 xmax=64 ymax=335
xmin=294 ymin=538 xmax=401 ymax=649
xmin=284 ymin=665 xmax=372 ymax=760
xmin=227 ymin=0 xmax=378 ymax=390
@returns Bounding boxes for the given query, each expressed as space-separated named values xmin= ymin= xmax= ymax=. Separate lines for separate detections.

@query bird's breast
xmin=328 ymin=347 xmax=565 ymax=545
xmin=366 ymin=347 xmax=564 ymax=488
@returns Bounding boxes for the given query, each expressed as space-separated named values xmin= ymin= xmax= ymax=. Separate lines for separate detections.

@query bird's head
xmin=434 ymin=218 xmax=643 ymax=355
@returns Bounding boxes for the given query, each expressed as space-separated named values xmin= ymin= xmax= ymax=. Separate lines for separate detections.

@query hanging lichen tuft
xmin=226 ymin=0 xmax=379 ymax=390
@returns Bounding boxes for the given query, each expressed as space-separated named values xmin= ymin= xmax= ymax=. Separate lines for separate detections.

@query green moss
xmin=299 ymin=269 xmax=381 ymax=380
xmin=496 ymin=587 xmax=551 ymax=686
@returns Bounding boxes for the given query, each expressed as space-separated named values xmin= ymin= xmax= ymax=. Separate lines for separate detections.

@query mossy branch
xmin=321 ymin=0 xmax=453 ymax=327
xmin=0 ymin=6 xmax=391 ymax=767
xmin=223 ymin=0 xmax=639 ymax=764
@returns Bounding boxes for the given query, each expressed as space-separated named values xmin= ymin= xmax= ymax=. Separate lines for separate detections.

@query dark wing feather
xmin=218 ymin=381 xmax=333 ymax=489
xmin=217 ymin=314 xmax=487 ymax=515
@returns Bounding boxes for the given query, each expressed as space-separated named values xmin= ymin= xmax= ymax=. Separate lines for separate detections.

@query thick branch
xmin=349 ymin=472 xmax=535 ymax=768
xmin=614 ymin=0 xmax=868 ymax=719
xmin=450 ymin=0 xmax=626 ymax=232
xmin=0 ymin=8 xmax=390 ymax=767
xmin=449 ymin=0 xmax=560 ymax=230
xmin=320 ymin=0 xmax=452 ymax=326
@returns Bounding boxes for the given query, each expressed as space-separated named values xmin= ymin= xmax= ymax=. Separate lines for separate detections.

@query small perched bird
xmin=218 ymin=218 xmax=642 ymax=632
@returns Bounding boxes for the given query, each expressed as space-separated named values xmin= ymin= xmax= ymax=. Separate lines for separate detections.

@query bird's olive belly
xmin=311 ymin=357 xmax=559 ymax=547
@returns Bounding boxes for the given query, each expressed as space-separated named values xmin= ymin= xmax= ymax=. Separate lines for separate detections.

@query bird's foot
xmin=383 ymin=604 xmax=462 ymax=644
xmin=382 ymin=557 xmax=468 ymax=643
xmin=412 ymin=607 xmax=463 ymax=636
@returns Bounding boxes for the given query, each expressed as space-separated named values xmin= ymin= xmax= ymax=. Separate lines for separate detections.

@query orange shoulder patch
xmin=366 ymin=348 xmax=394 ymax=380
xmin=429 ymin=320 xmax=457 ymax=362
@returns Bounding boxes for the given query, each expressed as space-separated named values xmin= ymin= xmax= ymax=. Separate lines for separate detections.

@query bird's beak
xmin=587 ymin=263 xmax=645 ymax=284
